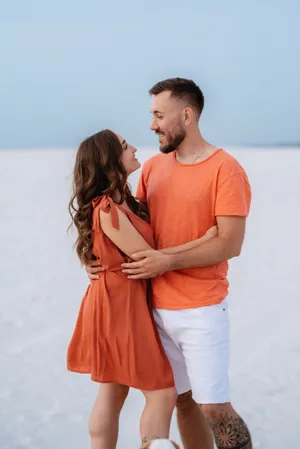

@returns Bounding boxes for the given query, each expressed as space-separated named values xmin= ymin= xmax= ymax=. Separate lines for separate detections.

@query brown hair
xmin=68 ymin=129 xmax=148 ymax=265
xmin=149 ymin=77 xmax=205 ymax=117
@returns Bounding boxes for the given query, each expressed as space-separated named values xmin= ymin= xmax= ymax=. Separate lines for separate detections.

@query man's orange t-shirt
xmin=136 ymin=149 xmax=251 ymax=309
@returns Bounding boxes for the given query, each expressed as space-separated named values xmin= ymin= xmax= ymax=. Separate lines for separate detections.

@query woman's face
xmin=117 ymin=134 xmax=141 ymax=175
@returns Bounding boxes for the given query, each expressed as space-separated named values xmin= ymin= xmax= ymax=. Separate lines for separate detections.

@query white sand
xmin=1 ymin=147 xmax=300 ymax=449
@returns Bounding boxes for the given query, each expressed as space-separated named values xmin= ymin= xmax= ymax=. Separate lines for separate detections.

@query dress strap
xmin=92 ymin=196 xmax=120 ymax=231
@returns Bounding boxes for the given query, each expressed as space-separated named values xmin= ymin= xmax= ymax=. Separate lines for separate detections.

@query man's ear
xmin=183 ymin=107 xmax=193 ymax=125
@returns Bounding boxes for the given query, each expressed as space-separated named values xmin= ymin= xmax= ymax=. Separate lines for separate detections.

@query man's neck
xmin=175 ymin=132 xmax=218 ymax=164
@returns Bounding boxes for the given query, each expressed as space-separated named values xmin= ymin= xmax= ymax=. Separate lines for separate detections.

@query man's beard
xmin=158 ymin=128 xmax=186 ymax=154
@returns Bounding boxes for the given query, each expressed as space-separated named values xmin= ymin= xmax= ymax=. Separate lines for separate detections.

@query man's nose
xmin=150 ymin=119 xmax=158 ymax=131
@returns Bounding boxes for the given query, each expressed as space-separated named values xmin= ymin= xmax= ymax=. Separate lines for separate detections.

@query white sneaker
xmin=144 ymin=440 xmax=180 ymax=449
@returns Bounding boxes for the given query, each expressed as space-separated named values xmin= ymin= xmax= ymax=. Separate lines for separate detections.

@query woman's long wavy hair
xmin=68 ymin=129 xmax=149 ymax=265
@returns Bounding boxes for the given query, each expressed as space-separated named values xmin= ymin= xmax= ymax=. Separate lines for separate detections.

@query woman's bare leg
xmin=89 ymin=383 xmax=129 ymax=449
xmin=140 ymin=387 xmax=177 ymax=447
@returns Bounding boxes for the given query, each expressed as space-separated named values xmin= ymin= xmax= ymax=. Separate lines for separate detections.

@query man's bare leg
xmin=176 ymin=391 xmax=214 ymax=449
xmin=201 ymin=403 xmax=252 ymax=449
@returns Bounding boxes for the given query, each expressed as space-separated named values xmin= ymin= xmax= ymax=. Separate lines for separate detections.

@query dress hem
xmin=67 ymin=366 xmax=175 ymax=390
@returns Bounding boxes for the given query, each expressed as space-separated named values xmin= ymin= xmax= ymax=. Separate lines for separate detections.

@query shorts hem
xmin=195 ymin=396 xmax=231 ymax=405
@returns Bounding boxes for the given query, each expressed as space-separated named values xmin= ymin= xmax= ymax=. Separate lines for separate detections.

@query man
xmin=88 ymin=78 xmax=252 ymax=449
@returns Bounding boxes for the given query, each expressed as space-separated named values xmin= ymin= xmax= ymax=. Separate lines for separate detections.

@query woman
xmin=67 ymin=130 xmax=217 ymax=449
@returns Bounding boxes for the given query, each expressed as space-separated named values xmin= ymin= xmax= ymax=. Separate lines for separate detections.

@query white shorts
xmin=153 ymin=299 xmax=230 ymax=404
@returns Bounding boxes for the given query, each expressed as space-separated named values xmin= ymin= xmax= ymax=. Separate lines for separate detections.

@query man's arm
xmin=168 ymin=215 xmax=246 ymax=270
xmin=161 ymin=225 xmax=217 ymax=255
xmin=86 ymin=223 xmax=216 ymax=279
xmin=122 ymin=216 xmax=246 ymax=279
xmin=122 ymin=158 xmax=251 ymax=279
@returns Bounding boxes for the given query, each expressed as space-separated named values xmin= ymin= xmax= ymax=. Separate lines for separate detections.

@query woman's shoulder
xmin=92 ymin=195 xmax=121 ymax=230
xmin=92 ymin=195 xmax=123 ymax=216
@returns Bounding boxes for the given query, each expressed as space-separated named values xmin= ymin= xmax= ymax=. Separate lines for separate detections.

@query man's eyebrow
xmin=151 ymin=110 xmax=163 ymax=115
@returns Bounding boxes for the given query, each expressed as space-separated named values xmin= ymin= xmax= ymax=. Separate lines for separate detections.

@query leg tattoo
xmin=141 ymin=435 xmax=161 ymax=445
xmin=211 ymin=413 xmax=252 ymax=449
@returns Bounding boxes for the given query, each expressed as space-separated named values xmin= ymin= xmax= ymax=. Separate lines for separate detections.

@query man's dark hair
xmin=149 ymin=77 xmax=205 ymax=117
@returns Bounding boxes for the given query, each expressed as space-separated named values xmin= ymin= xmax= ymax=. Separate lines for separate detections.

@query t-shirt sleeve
xmin=136 ymin=166 xmax=148 ymax=202
xmin=215 ymin=163 xmax=252 ymax=217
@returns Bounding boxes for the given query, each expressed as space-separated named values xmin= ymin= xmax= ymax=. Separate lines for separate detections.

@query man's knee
xmin=201 ymin=402 xmax=233 ymax=421
xmin=176 ymin=390 xmax=195 ymax=412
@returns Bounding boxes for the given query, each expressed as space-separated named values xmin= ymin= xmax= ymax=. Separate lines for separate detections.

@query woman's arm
xmin=160 ymin=226 xmax=217 ymax=255
xmin=99 ymin=207 xmax=154 ymax=258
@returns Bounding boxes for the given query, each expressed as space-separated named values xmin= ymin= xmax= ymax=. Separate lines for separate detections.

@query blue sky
xmin=1 ymin=0 xmax=299 ymax=149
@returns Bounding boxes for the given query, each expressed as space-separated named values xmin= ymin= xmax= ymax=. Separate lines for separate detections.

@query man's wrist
xmin=166 ymin=253 xmax=179 ymax=272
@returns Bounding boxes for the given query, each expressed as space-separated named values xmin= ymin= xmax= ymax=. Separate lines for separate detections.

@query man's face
xmin=150 ymin=91 xmax=186 ymax=154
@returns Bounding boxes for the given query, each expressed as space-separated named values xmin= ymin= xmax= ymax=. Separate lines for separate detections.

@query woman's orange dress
xmin=67 ymin=196 xmax=174 ymax=390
